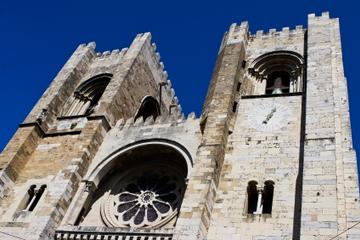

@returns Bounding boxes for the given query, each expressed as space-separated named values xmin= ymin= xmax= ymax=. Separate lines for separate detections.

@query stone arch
xmin=73 ymin=139 xmax=192 ymax=229
xmin=87 ymin=139 xmax=193 ymax=186
xmin=262 ymin=180 xmax=275 ymax=214
xmin=248 ymin=51 xmax=304 ymax=94
xmin=134 ymin=96 xmax=161 ymax=122
xmin=64 ymin=73 xmax=112 ymax=116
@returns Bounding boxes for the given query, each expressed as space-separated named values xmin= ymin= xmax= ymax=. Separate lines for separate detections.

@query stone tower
xmin=0 ymin=12 xmax=359 ymax=240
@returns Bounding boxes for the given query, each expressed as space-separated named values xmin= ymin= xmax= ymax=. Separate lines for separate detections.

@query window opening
xmin=247 ymin=180 xmax=274 ymax=215
xmin=262 ymin=180 xmax=274 ymax=214
xmin=134 ymin=96 xmax=161 ymax=122
xmin=65 ymin=74 xmax=112 ymax=116
xmin=265 ymin=71 xmax=290 ymax=95
xmin=236 ymin=82 xmax=241 ymax=92
xmin=247 ymin=181 xmax=258 ymax=214
xmin=27 ymin=185 xmax=46 ymax=211
xmin=232 ymin=102 xmax=238 ymax=113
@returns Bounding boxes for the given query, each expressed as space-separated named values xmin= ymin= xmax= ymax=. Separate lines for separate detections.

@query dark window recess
xmin=25 ymin=184 xmax=46 ymax=211
xmin=200 ymin=117 xmax=207 ymax=134
xmin=65 ymin=73 xmax=112 ymax=116
xmin=242 ymin=60 xmax=246 ymax=68
xmin=262 ymin=181 xmax=274 ymax=214
xmin=265 ymin=71 xmax=290 ymax=95
xmin=75 ymin=208 xmax=86 ymax=226
xmin=236 ymin=82 xmax=242 ymax=92
xmin=247 ymin=181 xmax=258 ymax=214
xmin=232 ymin=102 xmax=238 ymax=113
xmin=134 ymin=96 xmax=161 ymax=122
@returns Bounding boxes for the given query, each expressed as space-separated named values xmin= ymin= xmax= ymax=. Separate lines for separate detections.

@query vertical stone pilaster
xmin=302 ymin=12 xmax=360 ymax=239
xmin=174 ymin=23 xmax=248 ymax=240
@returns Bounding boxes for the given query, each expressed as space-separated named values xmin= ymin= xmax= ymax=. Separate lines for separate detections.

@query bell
xmin=271 ymin=77 xmax=286 ymax=94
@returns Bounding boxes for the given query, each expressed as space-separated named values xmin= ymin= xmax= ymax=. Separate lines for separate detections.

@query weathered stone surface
xmin=0 ymin=12 xmax=358 ymax=240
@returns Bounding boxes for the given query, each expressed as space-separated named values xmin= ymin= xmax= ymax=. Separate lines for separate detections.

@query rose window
xmin=101 ymin=167 xmax=184 ymax=228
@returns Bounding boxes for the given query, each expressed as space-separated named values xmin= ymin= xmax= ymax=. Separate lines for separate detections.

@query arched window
xmin=14 ymin=184 xmax=47 ymax=220
xmin=64 ymin=74 xmax=112 ymax=116
xmin=246 ymin=180 xmax=274 ymax=215
xmin=247 ymin=181 xmax=258 ymax=214
xmin=262 ymin=180 xmax=274 ymax=214
xmin=134 ymin=96 xmax=161 ymax=122
xmin=248 ymin=51 xmax=304 ymax=95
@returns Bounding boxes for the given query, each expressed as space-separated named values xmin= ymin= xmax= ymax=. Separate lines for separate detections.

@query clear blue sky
xmin=1 ymin=1 xmax=359 ymax=156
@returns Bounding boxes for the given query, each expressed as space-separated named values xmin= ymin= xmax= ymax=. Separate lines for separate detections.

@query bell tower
xmin=175 ymin=12 xmax=360 ymax=240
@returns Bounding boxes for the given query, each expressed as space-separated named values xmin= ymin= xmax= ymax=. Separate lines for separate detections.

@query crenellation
xmin=86 ymin=41 xmax=96 ymax=49
xmin=250 ymin=25 xmax=305 ymax=40
xmin=269 ymin=28 xmax=277 ymax=35
xmin=155 ymin=52 xmax=161 ymax=62
xmin=151 ymin=42 xmax=157 ymax=51
xmin=170 ymin=88 xmax=176 ymax=99
xmin=110 ymin=49 xmax=119 ymax=55
xmin=256 ymin=30 xmax=263 ymax=37
xmin=167 ymin=79 xmax=172 ymax=89
xmin=295 ymin=25 xmax=303 ymax=30
xmin=187 ymin=112 xmax=196 ymax=120
xmin=162 ymin=70 xmax=168 ymax=80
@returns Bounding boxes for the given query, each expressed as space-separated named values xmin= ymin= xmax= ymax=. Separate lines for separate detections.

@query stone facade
xmin=0 ymin=12 xmax=359 ymax=240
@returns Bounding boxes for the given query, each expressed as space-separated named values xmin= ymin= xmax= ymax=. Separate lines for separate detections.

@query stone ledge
xmin=241 ymin=92 xmax=303 ymax=99
xmin=55 ymin=226 xmax=173 ymax=240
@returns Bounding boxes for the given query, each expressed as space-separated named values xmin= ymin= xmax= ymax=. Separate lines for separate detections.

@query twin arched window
xmin=247 ymin=180 xmax=274 ymax=215
xmin=64 ymin=74 xmax=112 ymax=116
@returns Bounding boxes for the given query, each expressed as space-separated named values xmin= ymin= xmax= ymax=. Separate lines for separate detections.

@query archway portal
xmin=81 ymin=143 xmax=189 ymax=229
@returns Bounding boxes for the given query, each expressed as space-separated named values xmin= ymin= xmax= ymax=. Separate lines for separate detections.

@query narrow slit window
xmin=236 ymin=82 xmax=241 ymax=92
xmin=23 ymin=185 xmax=36 ymax=211
xmin=242 ymin=60 xmax=246 ymax=69
xmin=232 ymin=102 xmax=238 ymax=113
xmin=27 ymin=185 xmax=46 ymax=211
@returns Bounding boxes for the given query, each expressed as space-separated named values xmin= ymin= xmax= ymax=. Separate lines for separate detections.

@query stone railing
xmin=54 ymin=226 xmax=173 ymax=240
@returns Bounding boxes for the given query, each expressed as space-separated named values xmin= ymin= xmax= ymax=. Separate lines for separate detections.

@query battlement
xmin=308 ymin=11 xmax=330 ymax=20
xmin=220 ymin=20 xmax=306 ymax=51
xmin=75 ymin=33 xmax=183 ymax=120
xmin=145 ymin=35 xmax=183 ymax=116
xmin=114 ymin=111 xmax=197 ymax=131
xmin=249 ymin=25 xmax=304 ymax=39
xmin=219 ymin=21 xmax=249 ymax=51
xmin=95 ymin=47 xmax=128 ymax=59
xmin=308 ymin=11 xmax=338 ymax=24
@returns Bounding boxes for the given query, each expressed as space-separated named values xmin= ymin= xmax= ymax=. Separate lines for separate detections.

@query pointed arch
xmin=134 ymin=96 xmax=161 ymax=122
